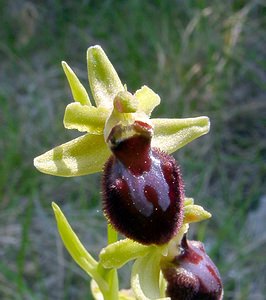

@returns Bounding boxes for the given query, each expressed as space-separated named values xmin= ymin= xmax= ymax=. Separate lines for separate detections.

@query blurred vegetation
xmin=0 ymin=0 xmax=265 ymax=299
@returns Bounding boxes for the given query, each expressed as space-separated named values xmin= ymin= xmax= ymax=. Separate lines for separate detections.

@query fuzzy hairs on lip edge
xmin=102 ymin=146 xmax=184 ymax=245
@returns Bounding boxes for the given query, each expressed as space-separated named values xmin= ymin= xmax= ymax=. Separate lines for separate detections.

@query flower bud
xmin=102 ymin=121 xmax=184 ymax=245
xmin=162 ymin=235 xmax=223 ymax=299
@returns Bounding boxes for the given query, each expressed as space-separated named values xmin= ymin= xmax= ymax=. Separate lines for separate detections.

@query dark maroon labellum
xmin=162 ymin=235 xmax=223 ymax=299
xmin=102 ymin=121 xmax=184 ymax=245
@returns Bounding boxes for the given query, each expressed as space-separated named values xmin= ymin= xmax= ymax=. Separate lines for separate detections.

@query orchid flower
xmin=34 ymin=45 xmax=209 ymax=178
xmin=34 ymin=46 xmax=223 ymax=300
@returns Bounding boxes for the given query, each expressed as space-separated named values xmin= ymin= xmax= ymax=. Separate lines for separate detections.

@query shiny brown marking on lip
xmin=186 ymin=248 xmax=203 ymax=265
xmin=179 ymin=235 xmax=203 ymax=265
xmin=144 ymin=185 xmax=159 ymax=208
xmin=112 ymin=135 xmax=152 ymax=176
xmin=103 ymin=120 xmax=184 ymax=244
xmin=108 ymin=120 xmax=153 ymax=176
xmin=206 ymin=264 xmax=221 ymax=284
xmin=103 ymin=143 xmax=184 ymax=245
xmin=133 ymin=120 xmax=153 ymax=133
xmin=113 ymin=178 xmax=129 ymax=198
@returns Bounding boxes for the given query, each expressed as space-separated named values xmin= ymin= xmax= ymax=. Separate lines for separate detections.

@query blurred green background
xmin=0 ymin=0 xmax=265 ymax=299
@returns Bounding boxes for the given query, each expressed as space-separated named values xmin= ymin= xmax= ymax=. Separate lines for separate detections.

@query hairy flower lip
xmin=102 ymin=142 xmax=184 ymax=245
xmin=162 ymin=235 xmax=223 ymax=300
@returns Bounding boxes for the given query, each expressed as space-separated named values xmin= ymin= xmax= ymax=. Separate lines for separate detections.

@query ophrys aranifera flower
xmin=34 ymin=45 xmax=222 ymax=300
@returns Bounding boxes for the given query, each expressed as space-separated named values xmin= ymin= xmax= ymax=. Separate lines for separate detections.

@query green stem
xmin=100 ymin=223 xmax=118 ymax=300
xmin=107 ymin=223 xmax=118 ymax=245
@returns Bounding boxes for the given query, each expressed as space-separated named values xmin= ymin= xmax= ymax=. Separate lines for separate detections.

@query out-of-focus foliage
xmin=0 ymin=1 xmax=265 ymax=299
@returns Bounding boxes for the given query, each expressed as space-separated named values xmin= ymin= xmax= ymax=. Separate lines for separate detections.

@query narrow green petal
xmin=184 ymin=204 xmax=212 ymax=224
xmin=151 ymin=116 xmax=210 ymax=154
xmin=87 ymin=45 xmax=124 ymax=108
xmin=52 ymin=202 xmax=98 ymax=275
xmin=99 ymin=239 xmax=151 ymax=269
xmin=34 ymin=133 xmax=111 ymax=177
xmin=62 ymin=61 xmax=91 ymax=106
xmin=131 ymin=250 xmax=170 ymax=300
xmin=64 ymin=102 xmax=109 ymax=134
xmin=134 ymin=85 xmax=160 ymax=116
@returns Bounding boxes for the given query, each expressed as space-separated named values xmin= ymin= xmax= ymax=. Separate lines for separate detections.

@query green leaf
xmin=87 ymin=45 xmax=124 ymax=108
xmin=99 ymin=239 xmax=151 ymax=269
xmin=135 ymin=86 xmax=160 ymax=116
xmin=52 ymin=203 xmax=109 ymax=294
xmin=63 ymin=102 xmax=109 ymax=134
xmin=184 ymin=204 xmax=212 ymax=224
xmin=34 ymin=133 xmax=111 ymax=177
xmin=62 ymin=61 xmax=91 ymax=106
xmin=151 ymin=116 xmax=210 ymax=154
xmin=52 ymin=203 xmax=98 ymax=275
xmin=131 ymin=250 xmax=170 ymax=300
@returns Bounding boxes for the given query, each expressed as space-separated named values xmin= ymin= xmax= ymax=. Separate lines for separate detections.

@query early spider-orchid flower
xmin=34 ymin=45 xmax=209 ymax=178
xmin=34 ymin=46 xmax=222 ymax=300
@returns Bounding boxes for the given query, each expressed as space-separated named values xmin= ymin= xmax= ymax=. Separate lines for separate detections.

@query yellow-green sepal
xmin=151 ymin=116 xmax=210 ymax=154
xmin=34 ymin=133 xmax=111 ymax=177
xmin=62 ymin=61 xmax=91 ymax=106
xmin=63 ymin=102 xmax=109 ymax=134
xmin=99 ymin=239 xmax=151 ymax=269
xmin=87 ymin=45 xmax=124 ymax=109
